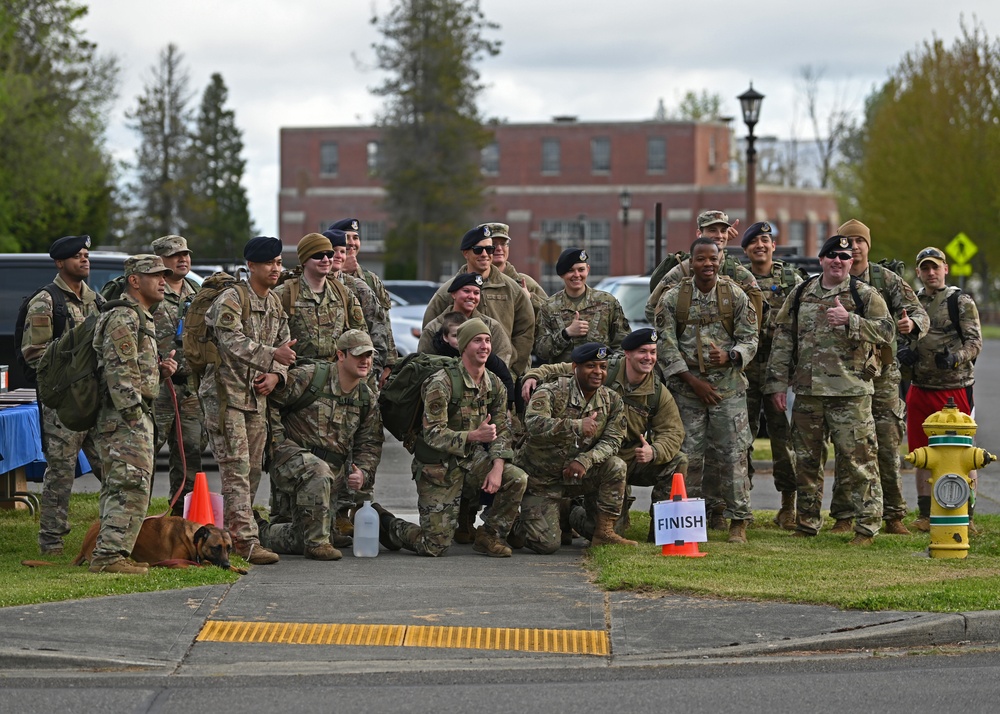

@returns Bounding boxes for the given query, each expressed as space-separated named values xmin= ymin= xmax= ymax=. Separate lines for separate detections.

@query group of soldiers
xmin=23 ymin=207 xmax=982 ymax=571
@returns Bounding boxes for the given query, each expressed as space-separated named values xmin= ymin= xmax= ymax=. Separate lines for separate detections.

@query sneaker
xmin=244 ymin=543 xmax=280 ymax=565
xmin=371 ymin=503 xmax=403 ymax=551
xmin=473 ymin=526 xmax=512 ymax=557
xmin=849 ymin=534 xmax=875 ymax=546
xmin=830 ymin=518 xmax=853 ymax=534
xmin=911 ymin=516 xmax=931 ymax=532
xmin=304 ymin=543 xmax=342 ymax=561
xmin=89 ymin=558 xmax=149 ymax=574
xmin=883 ymin=519 xmax=911 ymax=535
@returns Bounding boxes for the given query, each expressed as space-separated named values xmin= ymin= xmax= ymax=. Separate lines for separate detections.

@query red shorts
xmin=906 ymin=384 xmax=974 ymax=450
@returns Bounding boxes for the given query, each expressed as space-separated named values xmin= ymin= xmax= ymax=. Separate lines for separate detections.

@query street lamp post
xmin=619 ymin=188 xmax=632 ymax=274
xmin=738 ymin=84 xmax=764 ymax=225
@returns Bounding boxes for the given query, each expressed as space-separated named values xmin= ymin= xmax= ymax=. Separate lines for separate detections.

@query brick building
xmin=279 ymin=118 xmax=838 ymax=291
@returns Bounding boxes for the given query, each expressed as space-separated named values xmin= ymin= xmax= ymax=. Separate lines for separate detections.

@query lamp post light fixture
xmin=619 ymin=188 xmax=632 ymax=227
xmin=738 ymin=83 xmax=764 ymax=224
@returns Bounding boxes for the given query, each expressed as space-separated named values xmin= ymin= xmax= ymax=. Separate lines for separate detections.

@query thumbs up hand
xmin=827 ymin=296 xmax=850 ymax=327
xmin=581 ymin=410 xmax=599 ymax=438
xmin=566 ymin=311 xmax=590 ymax=338
xmin=469 ymin=414 xmax=497 ymax=443
xmin=897 ymin=308 xmax=915 ymax=335
xmin=708 ymin=341 xmax=726 ymax=365
xmin=635 ymin=433 xmax=654 ymax=463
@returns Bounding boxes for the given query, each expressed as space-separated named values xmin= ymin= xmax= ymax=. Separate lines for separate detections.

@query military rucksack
xmin=276 ymin=266 xmax=353 ymax=331
xmin=674 ymin=276 xmax=736 ymax=338
xmin=182 ymin=272 xmax=250 ymax=379
xmin=648 ymin=251 xmax=688 ymax=293
xmin=14 ymin=284 xmax=68 ymax=388
xmin=278 ymin=360 xmax=372 ymax=419
xmin=36 ymin=300 xmax=145 ymax=432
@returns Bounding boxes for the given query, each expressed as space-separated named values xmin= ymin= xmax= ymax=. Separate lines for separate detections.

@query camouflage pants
xmin=38 ymin=404 xmax=104 ymax=551
xmin=791 ymin=394 xmax=883 ymax=536
xmin=390 ymin=451 xmax=527 ymax=557
xmin=262 ymin=449 xmax=346 ymax=554
xmin=672 ymin=391 xmax=753 ymax=521
xmin=90 ymin=412 xmax=154 ymax=567
xmin=202 ymin=395 xmax=265 ymax=552
xmin=745 ymin=356 xmax=796 ymax=493
xmin=830 ymin=365 xmax=907 ymax=521
xmin=153 ymin=381 xmax=205 ymax=516
xmin=515 ymin=455 xmax=627 ymax=554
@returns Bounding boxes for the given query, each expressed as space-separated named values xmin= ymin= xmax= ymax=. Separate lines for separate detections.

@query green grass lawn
xmin=0 ymin=494 xmax=242 ymax=608
xmin=589 ymin=511 xmax=1000 ymax=612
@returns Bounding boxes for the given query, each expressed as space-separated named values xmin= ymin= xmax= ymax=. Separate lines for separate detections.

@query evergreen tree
xmin=370 ymin=0 xmax=500 ymax=279
xmin=181 ymin=72 xmax=253 ymax=261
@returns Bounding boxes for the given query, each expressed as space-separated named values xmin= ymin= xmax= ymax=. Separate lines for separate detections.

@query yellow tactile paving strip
xmin=197 ymin=620 xmax=608 ymax=656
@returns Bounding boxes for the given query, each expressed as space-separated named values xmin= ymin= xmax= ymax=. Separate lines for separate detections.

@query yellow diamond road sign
xmin=945 ymin=232 xmax=977 ymax=264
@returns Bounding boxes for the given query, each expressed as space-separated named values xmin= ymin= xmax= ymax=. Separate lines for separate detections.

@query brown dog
xmin=71 ymin=516 xmax=246 ymax=574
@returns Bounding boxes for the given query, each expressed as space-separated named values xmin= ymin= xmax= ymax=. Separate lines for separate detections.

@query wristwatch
xmin=728 ymin=349 xmax=742 ymax=366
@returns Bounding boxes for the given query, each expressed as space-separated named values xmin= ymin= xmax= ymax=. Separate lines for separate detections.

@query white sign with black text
xmin=653 ymin=499 xmax=708 ymax=546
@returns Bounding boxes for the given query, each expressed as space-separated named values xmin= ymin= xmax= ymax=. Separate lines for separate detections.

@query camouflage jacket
xmin=854 ymin=262 xmax=929 ymax=358
xmin=201 ymin=286 xmax=291 ymax=413
xmin=346 ymin=263 xmax=392 ymax=311
xmin=751 ymin=260 xmax=803 ymax=360
xmin=910 ymin=285 xmax=981 ymax=390
xmin=516 ymin=374 xmax=626 ymax=477
xmin=419 ymin=309 xmax=513 ymax=365
xmin=269 ymin=362 xmax=384 ymax=489
xmin=764 ymin=276 xmax=893 ymax=398
xmin=646 ymin=254 xmax=762 ymax=326
xmin=273 ymin=275 xmax=366 ymax=360
xmin=534 ymin=285 xmax=631 ymax=364
xmin=501 ymin=261 xmax=548 ymax=318
xmin=421 ymin=362 xmax=513 ymax=463
xmin=21 ymin=274 xmax=102 ymax=367
xmin=423 ymin=265 xmax=535 ymax=376
xmin=94 ymin=294 xmax=159 ymax=419
xmin=152 ymin=278 xmax=198 ymax=376
xmin=655 ymin=277 xmax=759 ymax=399
xmin=336 ymin=271 xmax=396 ymax=371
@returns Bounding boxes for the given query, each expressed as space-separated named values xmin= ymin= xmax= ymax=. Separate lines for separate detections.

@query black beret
xmin=556 ymin=248 xmax=588 ymax=276
xmin=328 ymin=218 xmax=360 ymax=233
xmin=49 ymin=235 xmax=91 ymax=260
xmin=243 ymin=236 xmax=282 ymax=262
xmin=740 ymin=221 xmax=774 ymax=249
xmin=322 ymin=228 xmax=348 ymax=248
xmin=448 ymin=272 xmax=485 ymax=293
xmin=460 ymin=225 xmax=492 ymax=251
xmin=818 ymin=234 xmax=852 ymax=258
xmin=571 ymin=342 xmax=609 ymax=363
xmin=621 ymin=328 xmax=658 ymax=351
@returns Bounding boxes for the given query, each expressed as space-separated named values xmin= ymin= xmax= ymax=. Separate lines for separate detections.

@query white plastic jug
xmin=353 ymin=501 xmax=380 ymax=557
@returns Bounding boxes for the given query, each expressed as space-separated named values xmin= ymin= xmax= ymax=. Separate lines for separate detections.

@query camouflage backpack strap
xmin=279 ymin=276 xmax=299 ymax=317
xmin=280 ymin=361 xmax=332 ymax=415
xmin=848 ymin=275 xmax=865 ymax=318
xmin=717 ymin=277 xmax=735 ymax=338
xmin=778 ymin=261 xmax=798 ymax=293
xmin=329 ymin=275 xmax=353 ymax=332
xmin=790 ymin=274 xmax=818 ymax=365
xmin=674 ymin=278 xmax=693 ymax=336
xmin=947 ymin=287 xmax=964 ymax=340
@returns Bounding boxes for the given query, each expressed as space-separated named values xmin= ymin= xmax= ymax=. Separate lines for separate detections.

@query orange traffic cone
xmin=661 ymin=472 xmax=706 ymax=558
xmin=187 ymin=472 xmax=216 ymax=527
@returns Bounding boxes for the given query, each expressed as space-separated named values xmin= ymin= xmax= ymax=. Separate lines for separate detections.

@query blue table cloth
xmin=0 ymin=403 xmax=91 ymax=480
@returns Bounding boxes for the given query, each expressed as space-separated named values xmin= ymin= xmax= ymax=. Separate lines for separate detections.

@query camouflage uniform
xmin=513 ymin=375 xmax=628 ymax=554
xmin=272 ymin=274 xmax=366 ymax=359
xmin=829 ymin=264 xmax=929 ymax=523
xmin=910 ymin=286 xmax=981 ymax=391
xmin=262 ymin=363 xmax=384 ymax=554
xmin=89 ymin=294 xmax=160 ymax=567
xmin=746 ymin=261 xmax=802 ymax=494
xmin=346 ymin=263 xmax=392 ymax=313
xmin=646 ymin=255 xmax=763 ymax=328
xmin=387 ymin=363 xmax=526 ymax=556
xmin=22 ymin=275 xmax=105 ymax=552
xmin=423 ymin=266 xmax=535 ymax=376
xmin=534 ymin=286 xmax=631 ymax=363
xmin=151 ymin=277 xmax=203 ymax=515
xmin=336 ymin=270 xmax=396 ymax=378
xmin=765 ymin=276 xmax=894 ymax=536
xmin=500 ymin=262 xmax=547 ymax=320
xmin=419 ymin=309 xmax=514 ymax=365
xmin=199 ymin=285 xmax=290 ymax=554
xmin=655 ymin=277 xmax=758 ymax=521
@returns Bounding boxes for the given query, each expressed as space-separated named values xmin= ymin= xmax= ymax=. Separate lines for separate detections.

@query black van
xmin=0 ymin=252 xmax=129 ymax=390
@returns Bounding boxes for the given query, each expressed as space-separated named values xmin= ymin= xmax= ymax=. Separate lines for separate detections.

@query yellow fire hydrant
xmin=905 ymin=398 xmax=995 ymax=559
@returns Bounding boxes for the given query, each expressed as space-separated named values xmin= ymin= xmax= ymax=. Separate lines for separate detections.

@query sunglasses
xmin=916 ymin=249 xmax=943 ymax=262
xmin=310 ymin=251 xmax=335 ymax=260
xmin=470 ymin=245 xmax=495 ymax=255
xmin=826 ymin=252 xmax=852 ymax=262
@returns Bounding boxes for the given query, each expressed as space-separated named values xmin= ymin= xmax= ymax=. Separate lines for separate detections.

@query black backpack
xmin=378 ymin=353 xmax=464 ymax=459
xmin=13 ymin=284 xmax=67 ymax=388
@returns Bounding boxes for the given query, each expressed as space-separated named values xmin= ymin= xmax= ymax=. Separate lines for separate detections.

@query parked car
xmin=383 ymin=280 xmax=440 ymax=307
xmin=390 ymin=304 xmax=426 ymax=357
xmin=594 ymin=275 xmax=652 ymax=331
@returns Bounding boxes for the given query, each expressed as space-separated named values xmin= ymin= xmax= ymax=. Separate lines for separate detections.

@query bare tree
xmin=798 ymin=64 xmax=856 ymax=189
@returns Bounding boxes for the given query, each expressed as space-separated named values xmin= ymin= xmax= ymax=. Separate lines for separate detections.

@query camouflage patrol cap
xmin=152 ymin=234 xmax=191 ymax=257
xmin=915 ymin=246 xmax=947 ymax=267
xmin=125 ymin=254 xmax=173 ymax=277
xmin=480 ymin=222 xmax=510 ymax=240
xmin=337 ymin=329 xmax=374 ymax=356
xmin=697 ymin=210 xmax=731 ymax=229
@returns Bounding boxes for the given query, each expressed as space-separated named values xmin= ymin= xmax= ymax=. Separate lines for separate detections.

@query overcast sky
xmin=81 ymin=1 xmax=1000 ymax=236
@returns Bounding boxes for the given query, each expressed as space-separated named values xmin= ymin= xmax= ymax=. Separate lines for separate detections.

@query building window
xmin=320 ymin=141 xmax=339 ymax=176
xmin=366 ymin=141 xmax=380 ymax=175
xmin=541 ymin=138 xmax=560 ymax=173
xmin=481 ymin=141 xmax=499 ymax=174
xmin=816 ymin=221 xmax=830 ymax=242
xmin=591 ymin=137 xmax=611 ymax=173
xmin=539 ymin=218 xmax=610 ymax=289
xmin=787 ymin=220 xmax=807 ymax=251
xmin=647 ymin=137 xmax=666 ymax=173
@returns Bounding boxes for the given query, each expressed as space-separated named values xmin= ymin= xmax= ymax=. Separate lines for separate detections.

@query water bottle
xmin=353 ymin=501 xmax=379 ymax=557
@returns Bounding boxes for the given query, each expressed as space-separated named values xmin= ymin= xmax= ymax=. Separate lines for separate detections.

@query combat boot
xmin=709 ymin=510 xmax=727 ymax=531
xmin=883 ymin=519 xmax=911 ymax=535
xmin=727 ymin=520 xmax=748 ymax=544
xmin=243 ymin=543 xmax=280 ymax=565
xmin=330 ymin=529 xmax=353 ymax=548
xmin=454 ymin=498 xmax=477 ymax=545
xmin=473 ymin=526 xmax=512 ymax=557
xmin=774 ymin=492 xmax=797 ymax=530
xmin=336 ymin=509 xmax=354 ymax=536
xmin=89 ymin=558 xmax=149 ymax=575
xmin=304 ymin=543 xmax=342 ymax=561
xmin=849 ymin=533 xmax=874 ymax=547
xmin=830 ymin=518 xmax=853 ymax=534
xmin=911 ymin=515 xmax=930 ymax=532
xmin=590 ymin=511 xmax=638 ymax=547
xmin=371 ymin=503 xmax=403 ymax=551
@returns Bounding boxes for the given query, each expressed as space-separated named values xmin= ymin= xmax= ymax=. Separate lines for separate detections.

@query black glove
xmin=897 ymin=346 xmax=919 ymax=367
xmin=935 ymin=351 xmax=958 ymax=370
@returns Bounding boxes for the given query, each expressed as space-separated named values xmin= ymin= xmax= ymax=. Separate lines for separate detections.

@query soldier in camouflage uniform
xmin=262 ymin=331 xmax=384 ymax=560
xmin=535 ymin=248 xmax=631 ymax=364
xmin=900 ymin=247 xmax=982 ymax=531
xmin=765 ymin=235 xmax=894 ymax=545
xmin=741 ymin=222 xmax=802 ymax=529
xmin=88 ymin=255 xmax=177 ymax=574
xmin=376 ymin=319 xmax=527 ymax=557
xmin=484 ymin=222 xmax=548 ymax=320
xmin=655 ymin=238 xmax=758 ymax=543
xmin=22 ymin=235 xmax=106 ymax=555
xmin=646 ymin=210 xmax=763 ymax=330
xmin=522 ymin=328 xmax=687 ymax=542
xmin=419 ymin=273 xmax=513 ymax=365
xmin=150 ymin=235 xmax=204 ymax=516
xmin=201 ymin=237 xmax=296 ymax=565
xmin=509 ymin=342 xmax=637 ymax=553
xmin=827 ymin=219 xmax=929 ymax=535
xmin=422 ymin=225 xmax=535 ymax=376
